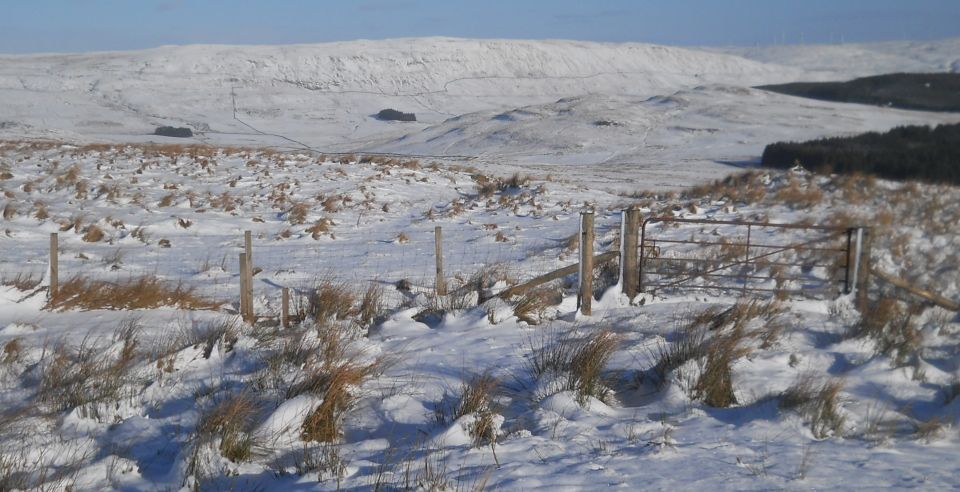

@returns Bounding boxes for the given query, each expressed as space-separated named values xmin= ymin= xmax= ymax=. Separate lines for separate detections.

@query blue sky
xmin=2 ymin=0 xmax=958 ymax=53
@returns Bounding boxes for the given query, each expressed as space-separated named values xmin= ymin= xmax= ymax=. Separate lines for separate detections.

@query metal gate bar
xmin=639 ymin=217 xmax=858 ymax=299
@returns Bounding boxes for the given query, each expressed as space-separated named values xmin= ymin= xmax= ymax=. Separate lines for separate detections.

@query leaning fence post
xmin=579 ymin=210 xmax=595 ymax=315
xmin=434 ymin=226 xmax=447 ymax=296
xmin=621 ymin=208 xmax=640 ymax=299
xmin=281 ymin=287 xmax=290 ymax=328
xmin=49 ymin=232 xmax=58 ymax=301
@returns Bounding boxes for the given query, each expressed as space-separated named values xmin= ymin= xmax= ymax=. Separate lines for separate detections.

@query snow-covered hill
xmin=706 ymin=38 xmax=960 ymax=78
xmin=0 ymin=38 xmax=794 ymax=145
xmin=2 ymin=37 xmax=959 ymax=189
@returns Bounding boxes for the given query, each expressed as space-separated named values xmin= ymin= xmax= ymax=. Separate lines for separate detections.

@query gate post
xmin=854 ymin=227 xmax=872 ymax=312
xmin=578 ymin=210 xmax=595 ymax=316
xmin=49 ymin=232 xmax=59 ymax=301
xmin=434 ymin=226 xmax=447 ymax=297
xmin=843 ymin=228 xmax=854 ymax=294
xmin=621 ymin=208 xmax=640 ymax=299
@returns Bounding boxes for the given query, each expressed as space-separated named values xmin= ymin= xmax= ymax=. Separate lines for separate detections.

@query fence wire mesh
xmin=4 ymin=210 xmax=628 ymax=312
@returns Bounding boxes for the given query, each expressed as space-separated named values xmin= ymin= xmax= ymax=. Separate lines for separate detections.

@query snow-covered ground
xmin=0 ymin=37 xmax=959 ymax=490
xmin=0 ymin=141 xmax=958 ymax=490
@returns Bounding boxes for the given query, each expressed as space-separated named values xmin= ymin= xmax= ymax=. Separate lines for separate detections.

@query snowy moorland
xmin=0 ymin=37 xmax=959 ymax=490
xmin=0 ymin=141 xmax=959 ymax=490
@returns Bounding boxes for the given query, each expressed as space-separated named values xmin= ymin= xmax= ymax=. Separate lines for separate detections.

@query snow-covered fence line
xmin=18 ymin=209 xmax=621 ymax=314
xmin=9 ymin=209 xmax=880 ymax=319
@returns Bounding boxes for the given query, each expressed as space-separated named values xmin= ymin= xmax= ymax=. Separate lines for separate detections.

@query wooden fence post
xmin=239 ymin=252 xmax=251 ymax=323
xmin=621 ymin=208 xmax=640 ymax=299
xmin=434 ymin=226 xmax=447 ymax=296
xmin=579 ymin=210 xmax=595 ymax=316
xmin=49 ymin=232 xmax=58 ymax=301
xmin=855 ymin=227 xmax=872 ymax=312
xmin=281 ymin=287 xmax=290 ymax=328
xmin=244 ymin=230 xmax=254 ymax=312
xmin=244 ymin=230 xmax=253 ymax=274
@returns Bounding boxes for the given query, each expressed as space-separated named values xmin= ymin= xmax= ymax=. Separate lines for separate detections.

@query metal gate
xmin=639 ymin=217 xmax=864 ymax=299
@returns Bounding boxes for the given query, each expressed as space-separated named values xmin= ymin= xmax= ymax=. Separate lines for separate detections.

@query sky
xmin=1 ymin=0 xmax=959 ymax=54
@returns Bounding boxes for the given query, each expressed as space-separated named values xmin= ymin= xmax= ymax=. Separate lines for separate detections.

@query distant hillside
xmin=758 ymin=73 xmax=960 ymax=112
xmin=762 ymin=123 xmax=960 ymax=185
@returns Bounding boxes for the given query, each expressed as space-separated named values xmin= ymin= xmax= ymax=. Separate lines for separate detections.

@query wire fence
xmin=3 ymin=210 xmax=628 ymax=314
xmin=3 ymin=209 xmax=864 ymax=318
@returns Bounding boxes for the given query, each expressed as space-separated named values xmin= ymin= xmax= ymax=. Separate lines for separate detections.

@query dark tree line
xmin=758 ymin=73 xmax=960 ymax=112
xmin=762 ymin=123 xmax=960 ymax=185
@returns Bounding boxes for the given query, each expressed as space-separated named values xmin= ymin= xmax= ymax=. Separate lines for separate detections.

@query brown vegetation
xmin=48 ymin=275 xmax=221 ymax=311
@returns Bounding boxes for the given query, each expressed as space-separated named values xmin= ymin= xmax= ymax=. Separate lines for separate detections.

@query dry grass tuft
xmin=652 ymin=321 xmax=709 ymax=383
xmin=855 ymin=298 xmax=923 ymax=367
xmin=779 ymin=373 xmax=846 ymax=438
xmin=651 ymin=302 xmax=782 ymax=406
xmin=34 ymin=320 xmax=143 ymax=417
xmin=158 ymin=193 xmax=176 ymax=207
xmin=438 ymin=372 xmax=500 ymax=447
xmin=775 ymin=181 xmax=824 ymax=209
xmin=33 ymin=201 xmax=49 ymax=220
xmin=473 ymin=174 xmax=499 ymax=198
xmin=81 ymin=224 xmax=105 ymax=242
xmin=307 ymin=280 xmax=356 ymax=322
xmin=2 ymin=338 xmax=21 ymax=365
xmin=193 ymin=390 xmax=262 ymax=462
xmin=298 ymin=359 xmax=381 ymax=442
xmin=913 ymin=416 xmax=946 ymax=442
xmin=49 ymin=275 xmax=221 ymax=311
xmin=288 ymin=201 xmax=310 ymax=225
xmin=527 ymin=329 xmax=620 ymax=406
xmin=692 ymin=324 xmax=753 ymax=407
xmin=321 ymin=195 xmax=340 ymax=213
xmin=1 ymin=272 xmax=42 ymax=291
xmin=357 ymin=283 xmax=386 ymax=330
xmin=512 ymin=287 xmax=560 ymax=325
xmin=503 ymin=172 xmax=529 ymax=189
xmin=306 ymin=217 xmax=333 ymax=239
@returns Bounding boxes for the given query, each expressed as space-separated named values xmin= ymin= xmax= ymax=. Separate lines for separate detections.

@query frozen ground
xmin=0 ymin=37 xmax=959 ymax=490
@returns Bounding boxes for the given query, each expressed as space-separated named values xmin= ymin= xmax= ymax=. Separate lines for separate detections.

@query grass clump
xmin=34 ymin=320 xmax=143 ymax=419
xmin=297 ymin=360 xmax=381 ymax=442
xmin=357 ymin=282 xmax=386 ymax=330
xmin=194 ymin=390 xmax=262 ymax=462
xmin=779 ymin=373 xmax=846 ymax=438
xmin=511 ymin=287 xmax=560 ymax=325
xmin=48 ymin=275 xmax=221 ymax=311
xmin=288 ymin=201 xmax=310 ymax=225
xmin=691 ymin=324 xmax=752 ymax=407
xmin=527 ymin=329 xmax=620 ymax=406
xmin=1 ymin=272 xmax=42 ymax=291
xmin=81 ymin=224 xmax=104 ymax=242
xmin=651 ymin=301 xmax=784 ymax=407
xmin=855 ymin=298 xmax=924 ymax=368
xmin=307 ymin=279 xmax=356 ymax=322
xmin=437 ymin=372 xmax=500 ymax=448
